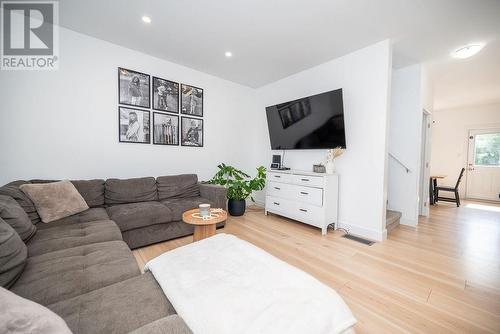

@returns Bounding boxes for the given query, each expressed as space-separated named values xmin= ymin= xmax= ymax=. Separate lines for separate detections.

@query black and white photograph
xmin=118 ymin=68 xmax=150 ymax=108
xmin=181 ymin=84 xmax=203 ymax=117
xmin=153 ymin=112 xmax=179 ymax=145
xmin=119 ymin=107 xmax=150 ymax=144
xmin=181 ymin=117 xmax=203 ymax=147
xmin=153 ymin=77 xmax=179 ymax=113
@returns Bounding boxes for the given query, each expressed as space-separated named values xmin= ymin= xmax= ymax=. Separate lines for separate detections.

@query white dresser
xmin=265 ymin=170 xmax=339 ymax=235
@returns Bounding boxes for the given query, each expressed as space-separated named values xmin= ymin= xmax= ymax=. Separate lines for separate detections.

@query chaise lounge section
xmin=0 ymin=173 xmax=227 ymax=334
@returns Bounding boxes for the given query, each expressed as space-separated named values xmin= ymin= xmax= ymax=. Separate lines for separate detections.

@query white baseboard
xmin=337 ymin=221 xmax=387 ymax=242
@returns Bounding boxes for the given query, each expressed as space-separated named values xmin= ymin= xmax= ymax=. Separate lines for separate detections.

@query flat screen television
xmin=265 ymin=88 xmax=346 ymax=150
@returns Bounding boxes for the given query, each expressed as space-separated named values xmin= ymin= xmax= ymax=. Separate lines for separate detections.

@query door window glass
xmin=474 ymin=132 xmax=500 ymax=166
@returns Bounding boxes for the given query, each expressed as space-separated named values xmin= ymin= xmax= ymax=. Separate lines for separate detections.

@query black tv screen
xmin=265 ymin=88 xmax=346 ymax=150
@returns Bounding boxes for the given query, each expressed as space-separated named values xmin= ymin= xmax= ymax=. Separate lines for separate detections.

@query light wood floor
xmin=133 ymin=201 xmax=500 ymax=333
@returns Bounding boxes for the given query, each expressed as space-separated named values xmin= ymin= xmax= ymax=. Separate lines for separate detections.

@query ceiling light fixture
xmin=142 ymin=16 xmax=152 ymax=24
xmin=451 ymin=44 xmax=484 ymax=59
xmin=225 ymin=51 xmax=232 ymax=58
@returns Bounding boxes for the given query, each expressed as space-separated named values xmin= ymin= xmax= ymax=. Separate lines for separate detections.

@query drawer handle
xmin=274 ymin=175 xmax=281 ymax=178
xmin=274 ymin=187 xmax=281 ymax=190
xmin=273 ymin=202 xmax=280 ymax=206
xmin=299 ymin=208 xmax=308 ymax=212
xmin=301 ymin=178 xmax=310 ymax=181
xmin=300 ymin=191 xmax=309 ymax=195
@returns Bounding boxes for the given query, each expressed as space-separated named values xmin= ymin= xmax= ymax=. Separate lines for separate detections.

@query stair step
xmin=386 ymin=210 xmax=401 ymax=233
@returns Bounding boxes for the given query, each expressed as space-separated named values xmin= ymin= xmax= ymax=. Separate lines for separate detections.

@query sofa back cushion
xmin=0 ymin=195 xmax=36 ymax=242
xmin=105 ymin=177 xmax=157 ymax=205
xmin=19 ymin=181 xmax=90 ymax=223
xmin=72 ymin=179 xmax=105 ymax=207
xmin=31 ymin=179 xmax=105 ymax=208
xmin=157 ymin=174 xmax=200 ymax=200
xmin=0 ymin=181 xmax=40 ymax=224
xmin=0 ymin=286 xmax=72 ymax=334
xmin=0 ymin=218 xmax=28 ymax=288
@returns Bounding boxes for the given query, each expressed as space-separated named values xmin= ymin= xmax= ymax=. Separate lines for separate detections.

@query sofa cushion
xmin=105 ymin=177 xmax=157 ymax=205
xmin=30 ymin=179 xmax=106 ymax=208
xmin=106 ymin=201 xmax=173 ymax=232
xmin=20 ymin=180 xmax=89 ymax=223
xmin=27 ymin=219 xmax=122 ymax=256
xmin=0 ymin=181 xmax=40 ymax=224
xmin=72 ymin=179 xmax=105 ymax=207
xmin=157 ymin=174 xmax=200 ymax=200
xmin=48 ymin=272 xmax=175 ymax=334
xmin=37 ymin=208 xmax=110 ymax=229
xmin=0 ymin=194 xmax=36 ymax=242
xmin=0 ymin=287 xmax=72 ymax=334
xmin=161 ymin=197 xmax=216 ymax=221
xmin=0 ymin=218 xmax=27 ymax=288
xmin=129 ymin=315 xmax=192 ymax=334
xmin=11 ymin=240 xmax=140 ymax=306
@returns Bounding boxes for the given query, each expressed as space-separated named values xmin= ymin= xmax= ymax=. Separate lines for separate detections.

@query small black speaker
xmin=271 ymin=155 xmax=281 ymax=169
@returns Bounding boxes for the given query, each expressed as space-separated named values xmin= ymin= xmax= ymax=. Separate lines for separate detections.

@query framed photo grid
xmin=118 ymin=68 xmax=204 ymax=146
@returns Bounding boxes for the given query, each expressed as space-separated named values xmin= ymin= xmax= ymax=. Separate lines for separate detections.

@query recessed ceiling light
xmin=142 ymin=16 xmax=152 ymax=24
xmin=451 ymin=44 xmax=484 ymax=59
xmin=225 ymin=51 xmax=232 ymax=58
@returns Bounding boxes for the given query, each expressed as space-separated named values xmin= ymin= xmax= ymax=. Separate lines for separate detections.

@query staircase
xmin=386 ymin=210 xmax=402 ymax=233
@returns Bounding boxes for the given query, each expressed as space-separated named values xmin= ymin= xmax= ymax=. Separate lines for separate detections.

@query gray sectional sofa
xmin=0 ymin=174 xmax=227 ymax=334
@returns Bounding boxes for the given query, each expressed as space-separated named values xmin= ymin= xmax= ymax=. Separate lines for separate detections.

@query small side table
xmin=182 ymin=208 xmax=227 ymax=242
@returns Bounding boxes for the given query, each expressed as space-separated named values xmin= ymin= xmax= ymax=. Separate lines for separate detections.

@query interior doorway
xmin=419 ymin=110 xmax=432 ymax=216
xmin=466 ymin=129 xmax=500 ymax=201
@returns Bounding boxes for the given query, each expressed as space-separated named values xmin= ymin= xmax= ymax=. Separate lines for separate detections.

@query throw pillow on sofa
xmin=19 ymin=180 xmax=89 ymax=223
xmin=0 ymin=195 xmax=36 ymax=242
xmin=0 ymin=286 xmax=72 ymax=334
xmin=0 ymin=217 xmax=27 ymax=288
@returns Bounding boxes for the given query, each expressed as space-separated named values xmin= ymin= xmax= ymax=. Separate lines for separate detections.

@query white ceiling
xmin=59 ymin=0 xmax=500 ymax=110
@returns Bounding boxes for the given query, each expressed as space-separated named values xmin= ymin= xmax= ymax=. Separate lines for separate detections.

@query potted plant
xmin=208 ymin=163 xmax=266 ymax=216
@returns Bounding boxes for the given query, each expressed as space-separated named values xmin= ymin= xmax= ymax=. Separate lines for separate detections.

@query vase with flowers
xmin=325 ymin=147 xmax=344 ymax=174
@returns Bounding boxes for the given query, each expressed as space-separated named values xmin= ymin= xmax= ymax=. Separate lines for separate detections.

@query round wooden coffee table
xmin=182 ymin=208 xmax=227 ymax=242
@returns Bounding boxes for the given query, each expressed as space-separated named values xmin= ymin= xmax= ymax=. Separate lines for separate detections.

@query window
xmin=474 ymin=132 xmax=500 ymax=166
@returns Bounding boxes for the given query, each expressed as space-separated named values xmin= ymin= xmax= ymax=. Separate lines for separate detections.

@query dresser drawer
xmin=267 ymin=172 xmax=292 ymax=184
xmin=293 ymin=203 xmax=323 ymax=227
xmin=294 ymin=186 xmax=323 ymax=206
xmin=292 ymin=174 xmax=324 ymax=188
xmin=265 ymin=196 xmax=293 ymax=213
xmin=267 ymin=181 xmax=293 ymax=199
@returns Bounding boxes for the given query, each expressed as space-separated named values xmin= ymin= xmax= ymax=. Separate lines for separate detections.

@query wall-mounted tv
xmin=265 ymin=88 xmax=346 ymax=150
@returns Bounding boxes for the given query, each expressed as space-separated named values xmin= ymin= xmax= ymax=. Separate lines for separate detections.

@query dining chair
xmin=434 ymin=168 xmax=466 ymax=207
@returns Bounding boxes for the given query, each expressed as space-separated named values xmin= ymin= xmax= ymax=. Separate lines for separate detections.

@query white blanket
xmin=145 ymin=233 xmax=356 ymax=334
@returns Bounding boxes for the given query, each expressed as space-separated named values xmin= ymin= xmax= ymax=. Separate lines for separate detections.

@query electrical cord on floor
xmin=328 ymin=223 xmax=349 ymax=235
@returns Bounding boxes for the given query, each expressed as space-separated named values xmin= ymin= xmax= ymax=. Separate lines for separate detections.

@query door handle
xmin=299 ymin=208 xmax=308 ymax=212
xmin=274 ymin=187 xmax=281 ymax=190
xmin=273 ymin=202 xmax=280 ymax=205
xmin=301 ymin=178 xmax=310 ymax=181
xmin=300 ymin=192 xmax=309 ymax=195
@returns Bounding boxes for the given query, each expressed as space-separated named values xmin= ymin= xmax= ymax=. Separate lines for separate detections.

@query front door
xmin=466 ymin=129 xmax=500 ymax=201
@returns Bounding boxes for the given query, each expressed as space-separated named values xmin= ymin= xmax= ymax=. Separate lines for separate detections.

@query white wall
xmin=431 ymin=103 xmax=500 ymax=197
xmin=253 ymin=40 xmax=393 ymax=241
xmin=387 ymin=64 xmax=423 ymax=226
xmin=0 ymin=26 xmax=259 ymax=185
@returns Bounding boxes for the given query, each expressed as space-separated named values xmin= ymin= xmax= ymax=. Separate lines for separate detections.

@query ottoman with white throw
xmin=145 ymin=233 xmax=356 ymax=334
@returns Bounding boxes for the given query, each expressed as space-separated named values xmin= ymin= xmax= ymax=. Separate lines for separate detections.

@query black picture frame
xmin=118 ymin=67 xmax=151 ymax=109
xmin=152 ymin=76 xmax=179 ymax=113
xmin=181 ymin=84 xmax=203 ymax=117
xmin=181 ymin=116 xmax=203 ymax=147
xmin=152 ymin=112 xmax=179 ymax=146
xmin=118 ymin=106 xmax=150 ymax=144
